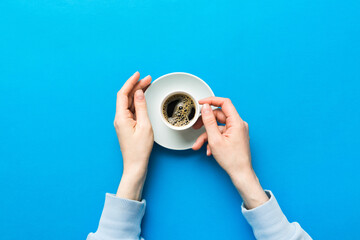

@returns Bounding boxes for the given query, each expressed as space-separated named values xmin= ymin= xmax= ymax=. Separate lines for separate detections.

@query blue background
xmin=1 ymin=0 xmax=359 ymax=239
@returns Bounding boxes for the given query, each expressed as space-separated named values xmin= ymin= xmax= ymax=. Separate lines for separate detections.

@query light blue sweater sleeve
xmin=242 ymin=190 xmax=312 ymax=240
xmin=87 ymin=190 xmax=311 ymax=240
xmin=87 ymin=193 xmax=146 ymax=240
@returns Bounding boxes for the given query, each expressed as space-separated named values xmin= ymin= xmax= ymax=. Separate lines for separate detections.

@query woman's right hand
xmin=192 ymin=97 xmax=269 ymax=209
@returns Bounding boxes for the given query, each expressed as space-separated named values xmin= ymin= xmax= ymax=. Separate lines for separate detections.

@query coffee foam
xmin=162 ymin=94 xmax=196 ymax=127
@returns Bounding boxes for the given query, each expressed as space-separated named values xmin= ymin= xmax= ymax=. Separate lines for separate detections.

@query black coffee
xmin=162 ymin=93 xmax=196 ymax=127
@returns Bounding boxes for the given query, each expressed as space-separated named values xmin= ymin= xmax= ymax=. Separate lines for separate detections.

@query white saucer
xmin=144 ymin=72 xmax=215 ymax=150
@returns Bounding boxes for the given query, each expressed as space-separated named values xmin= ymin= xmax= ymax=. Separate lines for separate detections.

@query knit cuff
xmin=94 ymin=193 xmax=146 ymax=239
xmin=241 ymin=190 xmax=295 ymax=239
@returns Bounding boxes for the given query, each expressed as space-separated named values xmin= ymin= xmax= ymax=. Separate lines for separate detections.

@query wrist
xmin=230 ymin=169 xmax=256 ymax=194
xmin=230 ymin=169 xmax=269 ymax=209
xmin=116 ymin=170 xmax=147 ymax=201
xmin=227 ymin=166 xmax=254 ymax=185
xmin=123 ymin=166 xmax=147 ymax=181
xmin=122 ymin=155 xmax=149 ymax=177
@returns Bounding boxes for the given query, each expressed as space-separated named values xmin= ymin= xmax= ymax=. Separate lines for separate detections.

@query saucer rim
xmin=145 ymin=72 xmax=215 ymax=98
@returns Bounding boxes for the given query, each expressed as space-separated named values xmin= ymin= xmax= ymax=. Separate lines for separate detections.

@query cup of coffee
xmin=160 ymin=91 xmax=201 ymax=131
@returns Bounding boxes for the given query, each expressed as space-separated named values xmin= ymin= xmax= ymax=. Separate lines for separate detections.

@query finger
xmin=206 ymin=144 xmax=211 ymax=156
xmin=116 ymin=72 xmax=140 ymax=113
xmin=201 ymin=103 xmax=222 ymax=143
xmin=213 ymin=109 xmax=226 ymax=124
xmin=199 ymin=97 xmax=241 ymax=122
xmin=116 ymin=92 xmax=129 ymax=114
xmin=192 ymin=109 xmax=226 ymax=129
xmin=120 ymin=71 xmax=141 ymax=96
xmin=143 ymin=83 xmax=151 ymax=93
xmin=134 ymin=89 xmax=150 ymax=126
xmin=192 ymin=126 xmax=225 ymax=150
xmin=133 ymin=75 xmax=151 ymax=93
xmin=129 ymin=75 xmax=152 ymax=111
xmin=192 ymin=131 xmax=208 ymax=150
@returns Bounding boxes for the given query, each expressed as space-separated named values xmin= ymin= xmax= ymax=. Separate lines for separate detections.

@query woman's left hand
xmin=114 ymin=72 xmax=153 ymax=201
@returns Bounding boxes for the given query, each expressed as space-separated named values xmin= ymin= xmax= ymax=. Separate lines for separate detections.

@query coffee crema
xmin=162 ymin=93 xmax=196 ymax=127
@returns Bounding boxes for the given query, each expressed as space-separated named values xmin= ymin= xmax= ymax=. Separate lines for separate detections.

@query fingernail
xmin=135 ymin=90 xmax=144 ymax=100
xmin=202 ymin=103 xmax=210 ymax=114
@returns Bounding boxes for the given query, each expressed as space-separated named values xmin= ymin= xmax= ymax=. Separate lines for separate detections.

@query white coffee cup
xmin=160 ymin=91 xmax=201 ymax=131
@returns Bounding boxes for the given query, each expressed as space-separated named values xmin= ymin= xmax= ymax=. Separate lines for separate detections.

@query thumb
xmin=201 ymin=103 xmax=222 ymax=144
xmin=134 ymin=89 xmax=150 ymax=126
